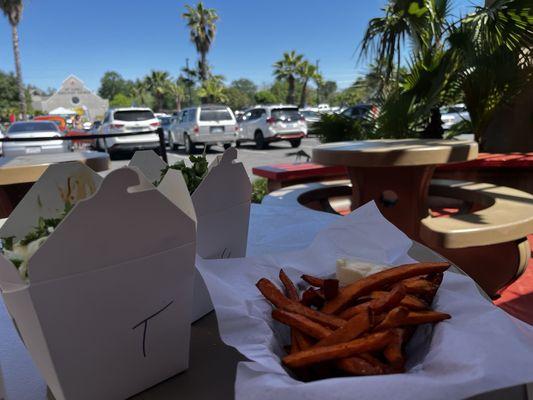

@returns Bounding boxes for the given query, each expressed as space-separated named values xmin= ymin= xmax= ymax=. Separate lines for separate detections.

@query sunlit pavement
xmin=110 ymin=137 xmax=321 ymax=179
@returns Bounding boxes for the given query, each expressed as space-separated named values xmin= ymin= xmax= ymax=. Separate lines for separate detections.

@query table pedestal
xmin=348 ymin=165 xmax=435 ymax=239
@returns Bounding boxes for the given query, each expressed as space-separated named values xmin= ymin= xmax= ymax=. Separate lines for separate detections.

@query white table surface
xmin=0 ymin=205 xmax=530 ymax=400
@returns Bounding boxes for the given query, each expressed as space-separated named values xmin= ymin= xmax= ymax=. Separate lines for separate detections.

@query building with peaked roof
xmin=31 ymin=75 xmax=108 ymax=121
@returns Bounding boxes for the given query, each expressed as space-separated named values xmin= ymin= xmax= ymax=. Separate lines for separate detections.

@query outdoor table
xmin=312 ymin=139 xmax=478 ymax=238
xmin=0 ymin=151 xmax=109 ymax=217
xmin=0 ymin=205 xmax=530 ymax=400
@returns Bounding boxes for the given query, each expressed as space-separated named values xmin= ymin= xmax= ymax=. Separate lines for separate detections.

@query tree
xmin=0 ymin=70 xmax=21 ymax=120
xmin=297 ymin=60 xmax=321 ymax=108
xmin=144 ymin=70 xmax=171 ymax=111
xmin=110 ymin=93 xmax=133 ymax=108
xmin=1 ymin=0 xmax=27 ymax=119
xmin=360 ymin=0 xmax=533 ymax=144
xmin=166 ymin=81 xmax=186 ymax=111
xmin=182 ymin=2 xmax=219 ymax=83
xmin=320 ymin=80 xmax=338 ymax=103
xmin=98 ymin=71 xmax=132 ymax=100
xmin=230 ymin=78 xmax=257 ymax=98
xmin=224 ymin=79 xmax=257 ymax=110
xmin=254 ymin=90 xmax=277 ymax=104
xmin=131 ymin=79 xmax=150 ymax=107
xmin=198 ymin=76 xmax=227 ymax=103
xmin=273 ymin=50 xmax=304 ymax=104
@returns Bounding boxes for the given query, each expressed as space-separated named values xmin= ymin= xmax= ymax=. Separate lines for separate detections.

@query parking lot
xmin=110 ymin=137 xmax=321 ymax=180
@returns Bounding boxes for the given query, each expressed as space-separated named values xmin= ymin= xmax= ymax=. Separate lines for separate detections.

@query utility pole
xmin=315 ymin=59 xmax=320 ymax=106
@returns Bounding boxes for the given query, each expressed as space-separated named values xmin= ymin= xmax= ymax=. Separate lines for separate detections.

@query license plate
xmin=210 ymin=127 xmax=224 ymax=134
xmin=25 ymin=146 xmax=41 ymax=154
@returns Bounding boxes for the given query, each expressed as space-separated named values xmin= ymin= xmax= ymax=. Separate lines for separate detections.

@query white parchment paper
xmin=197 ymin=202 xmax=533 ymax=400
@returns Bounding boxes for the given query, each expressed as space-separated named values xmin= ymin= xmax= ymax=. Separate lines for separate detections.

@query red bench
xmin=253 ymin=153 xmax=533 ymax=193
xmin=252 ymin=163 xmax=347 ymax=192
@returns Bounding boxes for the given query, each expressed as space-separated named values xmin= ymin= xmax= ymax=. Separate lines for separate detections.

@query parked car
xmin=440 ymin=103 xmax=470 ymax=130
xmin=168 ymin=105 xmax=238 ymax=154
xmin=97 ymin=107 xmax=161 ymax=155
xmin=340 ymin=104 xmax=378 ymax=120
xmin=2 ymin=121 xmax=70 ymax=157
xmin=158 ymin=115 xmax=173 ymax=144
xmin=299 ymin=109 xmax=321 ymax=128
xmin=238 ymin=105 xmax=307 ymax=149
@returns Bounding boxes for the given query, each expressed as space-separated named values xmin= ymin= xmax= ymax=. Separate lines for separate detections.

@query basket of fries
xmin=257 ymin=263 xmax=451 ymax=378
xmin=196 ymin=202 xmax=533 ymax=400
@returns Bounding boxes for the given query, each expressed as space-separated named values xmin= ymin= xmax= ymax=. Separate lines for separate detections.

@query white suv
xmin=237 ymin=105 xmax=307 ymax=149
xmin=97 ymin=107 xmax=161 ymax=155
xmin=168 ymin=105 xmax=238 ymax=154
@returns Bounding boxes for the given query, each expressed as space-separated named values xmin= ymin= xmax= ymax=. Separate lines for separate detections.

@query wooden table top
xmin=0 ymin=151 xmax=110 ymax=185
xmin=313 ymin=139 xmax=478 ymax=167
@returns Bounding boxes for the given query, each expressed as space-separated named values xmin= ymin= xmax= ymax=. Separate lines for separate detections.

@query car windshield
xmin=200 ymin=108 xmax=233 ymax=121
xmin=271 ymin=108 xmax=301 ymax=122
xmin=159 ymin=117 xmax=171 ymax=125
xmin=8 ymin=122 xmax=59 ymax=134
xmin=113 ymin=110 xmax=154 ymax=121
xmin=301 ymin=111 xmax=318 ymax=118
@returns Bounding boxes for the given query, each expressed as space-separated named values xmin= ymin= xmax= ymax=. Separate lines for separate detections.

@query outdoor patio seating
xmin=262 ymin=178 xmax=533 ymax=299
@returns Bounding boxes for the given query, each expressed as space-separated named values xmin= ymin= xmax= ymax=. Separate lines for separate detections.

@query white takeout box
xmin=0 ymin=162 xmax=196 ymax=400
xmin=130 ymin=148 xmax=252 ymax=321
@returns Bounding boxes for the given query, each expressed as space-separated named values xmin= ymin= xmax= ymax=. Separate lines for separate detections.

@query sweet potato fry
xmin=400 ymin=294 xmax=428 ymax=310
xmin=369 ymin=284 xmax=406 ymax=314
xmin=339 ymin=302 xmax=370 ymax=319
xmin=316 ymin=308 xmax=371 ymax=347
xmin=402 ymin=278 xmax=438 ymax=297
xmin=376 ymin=309 xmax=451 ymax=330
xmin=323 ymin=279 xmax=339 ymax=300
xmin=295 ymin=331 xmax=315 ymax=350
xmin=384 ymin=329 xmax=406 ymax=370
xmin=337 ymin=356 xmax=385 ymax=376
xmin=301 ymin=288 xmax=325 ymax=308
xmin=301 ymin=274 xmax=325 ymax=287
xmin=273 ymin=309 xmax=332 ymax=340
xmin=290 ymin=329 xmax=300 ymax=354
xmin=279 ymin=269 xmax=299 ymax=301
xmin=321 ymin=262 xmax=450 ymax=314
xmin=374 ymin=306 xmax=410 ymax=330
xmin=256 ymin=278 xmax=346 ymax=328
xmin=283 ymin=331 xmax=394 ymax=369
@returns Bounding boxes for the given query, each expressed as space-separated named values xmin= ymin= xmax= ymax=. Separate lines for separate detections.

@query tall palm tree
xmin=273 ymin=51 xmax=304 ymax=105
xmin=1 ymin=0 xmax=26 ymax=120
xmin=182 ymin=2 xmax=218 ymax=83
xmin=144 ymin=71 xmax=170 ymax=111
xmin=166 ymin=81 xmax=185 ymax=111
xmin=297 ymin=61 xmax=321 ymax=108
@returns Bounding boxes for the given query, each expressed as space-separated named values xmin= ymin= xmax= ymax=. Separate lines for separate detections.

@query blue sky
xmin=0 ymin=0 xmax=480 ymax=92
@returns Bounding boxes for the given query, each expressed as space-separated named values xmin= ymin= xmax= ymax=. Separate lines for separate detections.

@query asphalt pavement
xmin=110 ymin=137 xmax=321 ymax=180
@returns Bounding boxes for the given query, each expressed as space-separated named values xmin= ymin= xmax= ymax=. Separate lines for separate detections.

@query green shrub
xmin=251 ymin=178 xmax=268 ymax=204
xmin=310 ymin=113 xmax=371 ymax=143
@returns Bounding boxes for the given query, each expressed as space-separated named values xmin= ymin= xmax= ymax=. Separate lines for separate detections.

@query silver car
xmin=2 ymin=121 xmax=69 ymax=157
xmin=168 ymin=105 xmax=238 ymax=154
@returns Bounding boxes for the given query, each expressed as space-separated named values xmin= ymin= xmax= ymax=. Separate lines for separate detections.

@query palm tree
xmin=1 ymin=0 xmax=26 ymax=120
xmin=297 ymin=61 xmax=321 ymax=108
xmin=131 ymin=79 xmax=148 ymax=106
xmin=166 ymin=81 xmax=186 ymax=111
xmin=359 ymin=0 xmax=452 ymax=91
xmin=182 ymin=2 xmax=218 ymax=83
xmin=144 ymin=71 xmax=170 ymax=111
xmin=273 ymin=50 xmax=304 ymax=105
xmin=197 ymin=76 xmax=227 ymax=103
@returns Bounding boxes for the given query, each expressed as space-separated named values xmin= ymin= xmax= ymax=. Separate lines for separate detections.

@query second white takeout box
xmin=130 ymin=148 xmax=252 ymax=321
xmin=0 ymin=162 xmax=196 ymax=400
